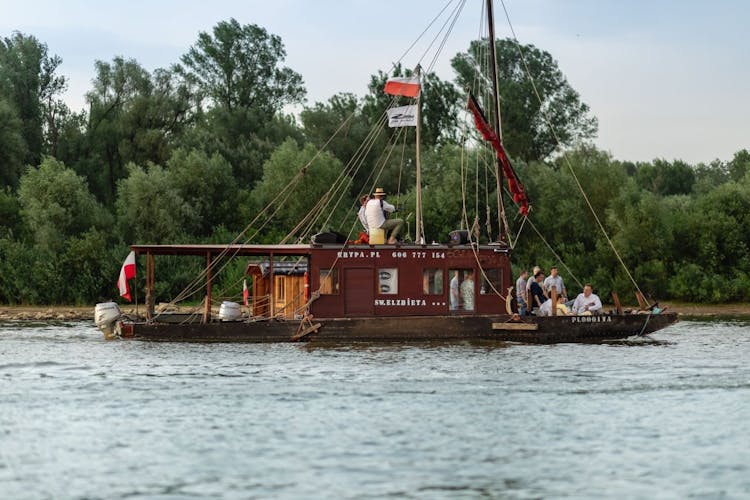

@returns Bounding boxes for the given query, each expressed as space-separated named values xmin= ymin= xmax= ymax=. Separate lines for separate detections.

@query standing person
xmin=572 ymin=284 xmax=603 ymax=315
xmin=526 ymin=265 xmax=541 ymax=299
xmin=543 ymin=266 xmax=566 ymax=299
xmin=515 ymin=270 xmax=529 ymax=316
xmin=461 ymin=270 xmax=475 ymax=311
xmin=365 ymin=188 xmax=404 ymax=244
xmin=357 ymin=195 xmax=369 ymax=232
xmin=449 ymin=271 xmax=460 ymax=311
xmin=529 ymin=270 xmax=547 ymax=315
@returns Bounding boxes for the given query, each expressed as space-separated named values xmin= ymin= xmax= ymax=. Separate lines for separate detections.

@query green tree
xmin=452 ymin=38 xmax=598 ymax=162
xmin=727 ymin=149 xmax=750 ymax=182
xmin=115 ymin=162 xmax=193 ymax=244
xmin=0 ymin=32 xmax=67 ymax=165
xmin=635 ymin=159 xmax=695 ymax=196
xmin=176 ymin=19 xmax=306 ymax=187
xmin=178 ymin=18 xmax=305 ymax=112
xmin=82 ymin=58 xmax=195 ymax=204
xmin=167 ymin=148 xmax=238 ymax=236
xmin=17 ymin=157 xmax=110 ymax=249
xmin=252 ymin=139 xmax=346 ymax=236
xmin=0 ymin=98 xmax=26 ymax=187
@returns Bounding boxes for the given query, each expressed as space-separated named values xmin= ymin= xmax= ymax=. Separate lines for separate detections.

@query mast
xmin=486 ymin=0 xmax=510 ymax=243
xmin=415 ymin=65 xmax=424 ymax=244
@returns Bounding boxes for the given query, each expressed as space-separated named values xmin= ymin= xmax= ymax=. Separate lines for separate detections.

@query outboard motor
xmin=94 ymin=302 xmax=122 ymax=340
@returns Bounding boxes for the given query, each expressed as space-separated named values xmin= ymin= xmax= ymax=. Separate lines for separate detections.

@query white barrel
xmin=219 ymin=301 xmax=242 ymax=321
xmin=94 ymin=302 xmax=122 ymax=339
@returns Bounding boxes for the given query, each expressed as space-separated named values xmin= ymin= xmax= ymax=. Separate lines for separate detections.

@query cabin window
xmin=422 ymin=268 xmax=444 ymax=295
xmin=480 ymin=268 xmax=503 ymax=295
xmin=378 ymin=268 xmax=398 ymax=295
xmin=274 ymin=275 xmax=285 ymax=302
xmin=319 ymin=268 xmax=339 ymax=294
xmin=448 ymin=268 xmax=476 ymax=311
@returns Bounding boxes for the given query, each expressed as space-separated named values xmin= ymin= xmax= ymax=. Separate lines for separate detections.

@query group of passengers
xmin=515 ymin=266 xmax=602 ymax=316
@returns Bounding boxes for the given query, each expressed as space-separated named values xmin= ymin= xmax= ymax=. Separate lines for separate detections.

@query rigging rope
xmin=498 ymin=0 xmax=646 ymax=299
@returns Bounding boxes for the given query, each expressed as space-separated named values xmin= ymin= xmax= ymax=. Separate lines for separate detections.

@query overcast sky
xmin=1 ymin=0 xmax=748 ymax=164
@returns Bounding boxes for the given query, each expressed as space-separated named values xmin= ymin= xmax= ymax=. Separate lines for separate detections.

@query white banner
xmin=386 ymin=105 xmax=418 ymax=127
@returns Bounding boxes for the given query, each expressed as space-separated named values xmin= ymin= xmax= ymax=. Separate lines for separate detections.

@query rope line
xmin=498 ymin=0 xmax=645 ymax=299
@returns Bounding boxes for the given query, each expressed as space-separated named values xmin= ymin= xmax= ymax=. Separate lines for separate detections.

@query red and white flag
xmin=242 ymin=279 xmax=249 ymax=307
xmin=117 ymin=251 xmax=136 ymax=302
xmin=384 ymin=76 xmax=421 ymax=98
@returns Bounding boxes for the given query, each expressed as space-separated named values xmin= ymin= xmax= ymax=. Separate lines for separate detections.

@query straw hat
xmin=373 ymin=187 xmax=387 ymax=196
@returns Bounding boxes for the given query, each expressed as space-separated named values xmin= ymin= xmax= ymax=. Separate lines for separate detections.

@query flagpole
xmin=414 ymin=65 xmax=423 ymax=244
xmin=486 ymin=0 xmax=510 ymax=243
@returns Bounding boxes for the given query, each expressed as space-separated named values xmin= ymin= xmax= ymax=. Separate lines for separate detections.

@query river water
xmin=0 ymin=319 xmax=748 ymax=499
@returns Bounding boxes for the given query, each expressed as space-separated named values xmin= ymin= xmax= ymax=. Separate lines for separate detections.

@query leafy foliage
xmin=1 ymin=20 xmax=749 ymax=306
xmin=452 ymin=38 xmax=598 ymax=162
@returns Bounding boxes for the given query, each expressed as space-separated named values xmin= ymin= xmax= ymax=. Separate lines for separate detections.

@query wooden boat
xmin=99 ymin=1 xmax=678 ymax=344
xmin=107 ymin=241 xmax=677 ymax=344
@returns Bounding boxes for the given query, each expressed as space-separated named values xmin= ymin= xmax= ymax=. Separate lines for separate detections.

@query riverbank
xmin=1 ymin=302 xmax=750 ymax=322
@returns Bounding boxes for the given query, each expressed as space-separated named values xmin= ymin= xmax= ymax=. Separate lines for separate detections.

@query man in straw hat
xmin=365 ymin=187 xmax=404 ymax=244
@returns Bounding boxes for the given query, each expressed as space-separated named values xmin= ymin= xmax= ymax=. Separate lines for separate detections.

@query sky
xmin=1 ymin=0 xmax=748 ymax=164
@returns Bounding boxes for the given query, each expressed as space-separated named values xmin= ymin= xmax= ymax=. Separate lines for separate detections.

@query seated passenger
xmin=539 ymin=295 xmax=569 ymax=316
xmin=365 ymin=188 xmax=404 ymax=244
xmin=572 ymin=284 xmax=603 ymax=315
xmin=357 ymin=195 xmax=370 ymax=232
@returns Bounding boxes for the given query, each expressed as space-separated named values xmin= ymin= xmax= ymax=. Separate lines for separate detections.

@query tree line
xmin=0 ymin=19 xmax=747 ymax=305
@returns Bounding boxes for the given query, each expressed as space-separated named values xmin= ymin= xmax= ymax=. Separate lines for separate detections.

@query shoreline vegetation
xmin=2 ymin=21 xmax=750 ymax=309
xmin=1 ymin=303 xmax=750 ymax=322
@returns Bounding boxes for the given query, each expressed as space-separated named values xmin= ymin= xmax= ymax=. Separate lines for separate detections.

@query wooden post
xmin=551 ymin=286 xmax=558 ymax=316
xmin=611 ymin=291 xmax=623 ymax=315
xmin=269 ymin=254 xmax=275 ymax=318
xmin=145 ymin=252 xmax=155 ymax=320
xmin=203 ymin=252 xmax=212 ymax=323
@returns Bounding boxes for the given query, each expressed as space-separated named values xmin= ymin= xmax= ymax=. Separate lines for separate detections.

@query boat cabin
xmin=307 ymin=244 xmax=510 ymax=318
xmin=129 ymin=242 xmax=511 ymax=321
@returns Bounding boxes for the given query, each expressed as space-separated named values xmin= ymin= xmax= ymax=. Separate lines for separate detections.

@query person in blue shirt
xmin=529 ymin=270 xmax=547 ymax=315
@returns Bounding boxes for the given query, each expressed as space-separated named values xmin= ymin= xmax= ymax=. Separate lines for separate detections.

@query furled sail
xmin=467 ymin=92 xmax=530 ymax=216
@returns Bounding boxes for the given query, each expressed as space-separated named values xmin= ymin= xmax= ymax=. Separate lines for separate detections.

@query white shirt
xmin=365 ymin=198 xmax=395 ymax=230
xmin=543 ymin=275 xmax=565 ymax=295
xmin=516 ymin=277 xmax=527 ymax=300
xmin=357 ymin=206 xmax=368 ymax=231
xmin=449 ymin=276 xmax=459 ymax=310
xmin=539 ymin=298 xmax=553 ymax=316
xmin=572 ymin=293 xmax=602 ymax=314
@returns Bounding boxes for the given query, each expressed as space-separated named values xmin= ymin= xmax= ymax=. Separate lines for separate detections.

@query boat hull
xmin=117 ymin=312 xmax=679 ymax=344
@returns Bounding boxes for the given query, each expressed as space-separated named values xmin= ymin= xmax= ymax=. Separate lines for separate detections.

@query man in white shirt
xmin=572 ymin=284 xmax=603 ymax=315
xmin=365 ymin=187 xmax=404 ymax=244
xmin=357 ymin=195 xmax=369 ymax=232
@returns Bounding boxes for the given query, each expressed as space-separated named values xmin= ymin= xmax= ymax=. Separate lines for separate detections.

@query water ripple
xmin=0 ymin=320 xmax=749 ymax=499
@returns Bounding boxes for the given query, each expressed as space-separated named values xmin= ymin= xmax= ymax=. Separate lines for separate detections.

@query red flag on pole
xmin=243 ymin=279 xmax=249 ymax=307
xmin=467 ymin=92 xmax=530 ymax=216
xmin=117 ymin=251 xmax=136 ymax=302
xmin=384 ymin=76 xmax=421 ymax=98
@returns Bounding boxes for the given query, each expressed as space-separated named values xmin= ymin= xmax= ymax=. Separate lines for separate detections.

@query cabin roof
xmin=130 ymin=244 xmax=313 ymax=257
xmin=130 ymin=243 xmax=512 ymax=257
